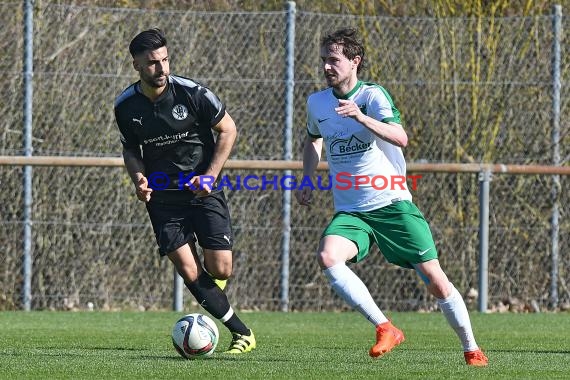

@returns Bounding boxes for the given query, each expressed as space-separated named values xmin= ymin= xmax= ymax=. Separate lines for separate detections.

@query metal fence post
xmin=478 ymin=169 xmax=491 ymax=313
xmin=22 ymin=0 xmax=34 ymax=311
xmin=550 ymin=4 xmax=562 ymax=310
xmin=280 ymin=1 xmax=296 ymax=312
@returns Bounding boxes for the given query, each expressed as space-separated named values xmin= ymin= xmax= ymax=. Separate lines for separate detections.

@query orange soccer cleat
xmin=464 ymin=349 xmax=488 ymax=366
xmin=369 ymin=321 xmax=405 ymax=358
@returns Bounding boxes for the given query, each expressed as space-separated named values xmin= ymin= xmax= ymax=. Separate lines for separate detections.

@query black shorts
xmin=145 ymin=191 xmax=233 ymax=256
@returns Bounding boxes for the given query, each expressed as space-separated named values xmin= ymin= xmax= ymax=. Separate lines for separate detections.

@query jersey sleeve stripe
xmin=114 ymin=85 xmax=137 ymax=108
xmin=307 ymin=129 xmax=321 ymax=138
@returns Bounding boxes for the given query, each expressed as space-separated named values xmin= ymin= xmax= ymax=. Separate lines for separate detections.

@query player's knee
xmin=169 ymin=258 xmax=199 ymax=282
xmin=316 ymin=248 xmax=343 ymax=269
xmin=428 ymin=279 xmax=452 ymax=299
xmin=176 ymin=265 xmax=199 ymax=283
xmin=216 ymin=271 xmax=231 ymax=280
xmin=207 ymin=266 xmax=232 ymax=280
xmin=203 ymin=251 xmax=233 ymax=279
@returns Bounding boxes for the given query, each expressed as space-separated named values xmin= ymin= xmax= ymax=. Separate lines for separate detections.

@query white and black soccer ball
xmin=171 ymin=313 xmax=219 ymax=359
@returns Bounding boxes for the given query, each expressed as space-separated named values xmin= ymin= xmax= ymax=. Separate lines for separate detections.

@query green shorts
xmin=322 ymin=200 xmax=438 ymax=269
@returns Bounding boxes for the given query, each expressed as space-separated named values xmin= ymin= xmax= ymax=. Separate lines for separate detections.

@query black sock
xmin=185 ymin=272 xmax=250 ymax=335
xmin=225 ymin=316 xmax=251 ymax=336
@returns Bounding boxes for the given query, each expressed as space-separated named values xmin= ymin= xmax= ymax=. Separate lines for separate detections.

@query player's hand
xmin=335 ymin=99 xmax=364 ymax=121
xmin=295 ymin=187 xmax=313 ymax=207
xmin=135 ymin=176 xmax=153 ymax=202
xmin=184 ymin=175 xmax=215 ymax=197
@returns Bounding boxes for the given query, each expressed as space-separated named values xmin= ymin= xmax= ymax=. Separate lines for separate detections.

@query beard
xmin=149 ymin=75 xmax=167 ymax=88
xmin=142 ymin=72 xmax=168 ymax=88
xmin=325 ymin=74 xmax=341 ymax=87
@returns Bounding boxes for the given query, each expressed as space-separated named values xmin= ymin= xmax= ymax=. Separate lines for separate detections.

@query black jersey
xmin=114 ymin=75 xmax=226 ymax=203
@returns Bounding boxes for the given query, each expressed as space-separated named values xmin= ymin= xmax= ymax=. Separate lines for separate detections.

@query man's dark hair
xmin=129 ymin=28 xmax=167 ymax=57
xmin=321 ymin=28 xmax=366 ymax=73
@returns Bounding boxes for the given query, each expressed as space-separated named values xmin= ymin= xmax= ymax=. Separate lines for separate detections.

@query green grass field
xmin=0 ymin=311 xmax=568 ymax=379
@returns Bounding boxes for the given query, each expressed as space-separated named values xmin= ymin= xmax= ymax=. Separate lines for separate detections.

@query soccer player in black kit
xmin=114 ymin=28 xmax=255 ymax=354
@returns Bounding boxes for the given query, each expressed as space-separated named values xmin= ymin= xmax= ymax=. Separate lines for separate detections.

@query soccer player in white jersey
xmin=295 ymin=27 xmax=488 ymax=366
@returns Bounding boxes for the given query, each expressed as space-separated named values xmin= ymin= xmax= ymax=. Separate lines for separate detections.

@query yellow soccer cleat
xmin=225 ymin=330 xmax=256 ymax=354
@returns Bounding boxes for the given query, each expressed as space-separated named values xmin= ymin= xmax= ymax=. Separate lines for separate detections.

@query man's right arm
xmin=115 ymin=103 xmax=152 ymax=202
xmin=295 ymin=135 xmax=322 ymax=206
xmin=302 ymin=135 xmax=322 ymax=178
xmin=122 ymin=148 xmax=152 ymax=202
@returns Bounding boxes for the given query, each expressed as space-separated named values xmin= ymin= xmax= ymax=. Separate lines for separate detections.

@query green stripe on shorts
xmin=322 ymin=200 xmax=438 ymax=268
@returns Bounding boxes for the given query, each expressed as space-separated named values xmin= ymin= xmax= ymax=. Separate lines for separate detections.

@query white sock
xmin=437 ymin=284 xmax=479 ymax=352
xmin=323 ymin=262 xmax=388 ymax=326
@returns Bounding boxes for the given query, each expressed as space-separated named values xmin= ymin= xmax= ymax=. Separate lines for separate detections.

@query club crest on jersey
xmin=172 ymin=104 xmax=189 ymax=120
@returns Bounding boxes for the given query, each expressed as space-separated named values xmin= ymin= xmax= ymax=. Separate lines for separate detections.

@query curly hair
xmin=320 ymin=27 xmax=366 ymax=74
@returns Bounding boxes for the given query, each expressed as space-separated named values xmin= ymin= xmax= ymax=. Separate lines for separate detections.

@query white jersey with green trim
xmin=306 ymin=81 xmax=412 ymax=212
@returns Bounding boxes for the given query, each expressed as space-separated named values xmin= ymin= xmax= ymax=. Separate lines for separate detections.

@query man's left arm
xmin=186 ymin=111 xmax=237 ymax=196
xmin=336 ymin=99 xmax=408 ymax=148
xmin=206 ymin=111 xmax=237 ymax=180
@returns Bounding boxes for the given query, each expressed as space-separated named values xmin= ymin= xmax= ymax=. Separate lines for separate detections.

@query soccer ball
xmin=171 ymin=313 xmax=219 ymax=359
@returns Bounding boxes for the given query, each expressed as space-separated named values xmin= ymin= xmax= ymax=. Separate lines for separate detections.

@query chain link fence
xmin=1 ymin=2 xmax=568 ymax=311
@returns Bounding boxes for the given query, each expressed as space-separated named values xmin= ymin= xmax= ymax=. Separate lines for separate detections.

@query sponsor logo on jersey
xmin=329 ymin=135 xmax=372 ymax=156
xmin=172 ymin=104 xmax=189 ymax=120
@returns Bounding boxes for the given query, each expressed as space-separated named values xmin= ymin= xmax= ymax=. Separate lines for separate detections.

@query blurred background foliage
xmin=34 ymin=0 xmax=559 ymax=16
